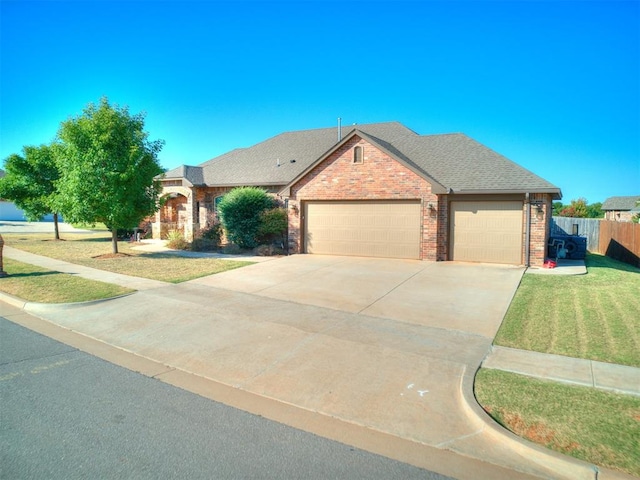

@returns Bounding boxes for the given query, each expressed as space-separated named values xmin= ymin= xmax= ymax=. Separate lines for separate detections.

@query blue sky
xmin=1 ymin=0 xmax=638 ymax=204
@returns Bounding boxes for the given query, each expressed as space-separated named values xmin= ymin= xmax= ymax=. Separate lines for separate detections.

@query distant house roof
xmin=601 ymin=195 xmax=640 ymax=211
xmin=161 ymin=122 xmax=561 ymax=198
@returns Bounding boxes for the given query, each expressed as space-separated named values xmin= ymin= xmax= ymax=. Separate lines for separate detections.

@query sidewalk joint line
xmin=435 ymin=428 xmax=484 ymax=448
xmin=356 ymin=262 xmax=434 ymax=314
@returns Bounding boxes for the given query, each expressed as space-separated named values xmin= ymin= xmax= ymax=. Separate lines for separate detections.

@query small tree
xmin=56 ymin=97 xmax=164 ymax=253
xmin=217 ymin=187 xmax=274 ymax=249
xmin=559 ymin=197 xmax=589 ymax=218
xmin=0 ymin=144 xmax=62 ymax=239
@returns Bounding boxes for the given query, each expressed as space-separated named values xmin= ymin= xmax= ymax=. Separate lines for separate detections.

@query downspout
xmin=525 ymin=192 xmax=531 ymax=267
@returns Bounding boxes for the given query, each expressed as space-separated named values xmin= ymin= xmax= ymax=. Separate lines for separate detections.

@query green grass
xmin=0 ymin=258 xmax=134 ymax=303
xmin=2 ymin=233 xmax=253 ymax=283
xmin=475 ymin=369 xmax=640 ymax=477
xmin=496 ymin=253 xmax=640 ymax=367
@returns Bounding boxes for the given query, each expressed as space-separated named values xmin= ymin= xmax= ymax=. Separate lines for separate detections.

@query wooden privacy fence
xmin=551 ymin=217 xmax=600 ymax=251
xmin=551 ymin=217 xmax=640 ymax=267
xmin=598 ymin=221 xmax=640 ymax=268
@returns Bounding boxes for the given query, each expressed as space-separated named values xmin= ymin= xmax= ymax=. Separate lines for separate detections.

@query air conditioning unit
xmin=548 ymin=235 xmax=587 ymax=260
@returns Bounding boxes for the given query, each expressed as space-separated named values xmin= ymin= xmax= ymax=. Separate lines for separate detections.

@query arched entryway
xmin=152 ymin=186 xmax=194 ymax=240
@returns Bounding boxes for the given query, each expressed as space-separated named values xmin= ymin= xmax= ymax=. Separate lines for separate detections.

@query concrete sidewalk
xmin=483 ymin=346 xmax=640 ymax=397
xmin=0 ymin=251 xmax=635 ymax=480
xmin=3 ymin=246 xmax=169 ymax=291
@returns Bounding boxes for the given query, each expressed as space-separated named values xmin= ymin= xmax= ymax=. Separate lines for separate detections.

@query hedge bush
xmin=257 ymin=207 xmax=288 ymax=245
xmin=217 ymin=187 xmax=275 ymax=249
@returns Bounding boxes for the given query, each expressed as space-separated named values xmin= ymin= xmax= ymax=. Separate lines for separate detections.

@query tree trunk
xmin=111 ymin=229 xmax=119 ymax=254
xmin=53 ymin=213 xmax=60 ymax=240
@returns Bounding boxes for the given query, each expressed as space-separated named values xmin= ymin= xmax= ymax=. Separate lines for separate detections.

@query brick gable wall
xmin=287 ymin=136 xmax=441 ymax=260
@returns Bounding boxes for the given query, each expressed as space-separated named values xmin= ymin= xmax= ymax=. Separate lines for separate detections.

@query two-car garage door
xmin=304 ymin=201 xmax=421 ymax=259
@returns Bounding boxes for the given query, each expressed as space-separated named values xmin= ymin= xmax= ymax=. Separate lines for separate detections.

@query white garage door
xmin=450 ymin=201 xmax=523 ymax=264
xmin=305 ymin=201 xmax=421 ymax=259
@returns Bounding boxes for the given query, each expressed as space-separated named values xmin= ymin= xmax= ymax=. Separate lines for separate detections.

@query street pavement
xmin=1 ymin=236 xmax=636 ymax=480
xmin=1 ymin=317 xmax=448 ymax=480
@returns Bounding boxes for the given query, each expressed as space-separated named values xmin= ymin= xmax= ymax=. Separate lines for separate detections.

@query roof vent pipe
xmin=338 ymin=117 xmax=342 ymax=141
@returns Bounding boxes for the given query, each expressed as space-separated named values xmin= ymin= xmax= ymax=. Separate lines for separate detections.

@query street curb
xmin=0 ymin=290 xmax=135 ymax=311
xmin=460 ymin=364 xmax=640 ymax=480
xmin=458 ymin=363 xmax=599 ymax=480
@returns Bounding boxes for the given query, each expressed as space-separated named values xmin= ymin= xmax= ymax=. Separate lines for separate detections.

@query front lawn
xmin=0 ymin=258 xmax=134 ymax=303
xmin=477 ymin=253 xmax=640 ymax=476
xmin=495 ymin=253 xmax=640 ymax=367
xmin=2 ymin=233 xmax=252 ymax=283
xmin=475 ymin=369 xmax=640 ymax=477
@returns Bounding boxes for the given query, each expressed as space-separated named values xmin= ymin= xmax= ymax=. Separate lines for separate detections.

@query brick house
xmin=602 ymin=196 xmax=640 ymax=222
xmin=155 ymin=122 xmax=561 ymax=266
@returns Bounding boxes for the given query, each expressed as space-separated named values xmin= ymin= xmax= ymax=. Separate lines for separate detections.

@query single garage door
xmin=305 ymin=200 xmax=421 ymax=259
xmin=450 ymin=201 xmax=523 ymax=264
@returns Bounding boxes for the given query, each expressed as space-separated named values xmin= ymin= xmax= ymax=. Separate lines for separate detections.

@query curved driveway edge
xmin=457 ymin=365 xmax=601 ymax=479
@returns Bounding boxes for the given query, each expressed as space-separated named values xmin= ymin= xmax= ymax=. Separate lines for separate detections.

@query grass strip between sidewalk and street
xmin=2 ymin=233 xmax=253 ymax=283
xmin=495 ymin=253 xmax=640 ymax=367
xmin=0 ymin=258 xmax=134 ymax=303
xmin=475 ymin=369 xmax=640 ymax=477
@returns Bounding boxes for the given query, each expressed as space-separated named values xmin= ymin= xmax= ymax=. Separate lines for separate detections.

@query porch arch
xmin=153 ymin=186 xmax=195 ymax=240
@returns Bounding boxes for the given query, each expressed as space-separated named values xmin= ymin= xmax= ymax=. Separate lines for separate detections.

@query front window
xmin=214 ymin=195 xmax=224 ymax=212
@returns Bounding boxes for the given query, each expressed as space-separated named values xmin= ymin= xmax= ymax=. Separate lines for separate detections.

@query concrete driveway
xmin=15 ymin=254 xmax=592 ymax=478
xmin=190 ymin=254 xmax=525 ymax=338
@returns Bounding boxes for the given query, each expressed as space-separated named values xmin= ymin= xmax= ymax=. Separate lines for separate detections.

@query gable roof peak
xmin=602 ymin=195 xmax=640 ymax=211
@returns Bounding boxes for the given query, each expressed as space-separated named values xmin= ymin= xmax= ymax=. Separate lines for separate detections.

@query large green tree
xmin=0 ymin=143 xmax=62 ymax=239
xmin=56 ymin=97 xmax=164 ymax=253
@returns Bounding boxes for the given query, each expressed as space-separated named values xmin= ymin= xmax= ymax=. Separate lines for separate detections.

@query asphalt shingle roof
xmin=602 ymin=196 xmax=640 ymax=211
xmin=163 ymin=165 xmax=204 ymax=186
xmin=385 ymin=133 xmax=560 ymax=193
xmin=194 ymin=122 xmax=414 ymax=186
xmin=162 ymin=121 xmax=561 ymax=196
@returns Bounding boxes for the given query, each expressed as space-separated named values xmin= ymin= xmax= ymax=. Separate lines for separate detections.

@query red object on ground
xmin=543 ymin=259 xmax=557 ymax=269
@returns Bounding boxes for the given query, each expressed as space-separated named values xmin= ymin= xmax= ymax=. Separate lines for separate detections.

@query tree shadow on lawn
xmin=3 ymin=271 xmax=62 ymax=279
xmin=134 ymin=252 xmax=193 ymax=259
xmin=59 ymin=237 xmax=112 ymax=243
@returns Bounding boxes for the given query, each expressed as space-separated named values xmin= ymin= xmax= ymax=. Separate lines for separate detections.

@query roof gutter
xmin=452 ymin=188 xmax=562 ymax=200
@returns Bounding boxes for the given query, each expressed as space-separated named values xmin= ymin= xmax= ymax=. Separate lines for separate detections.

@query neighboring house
xmin=602 ymin=195 xmax=640 ymax=222
xmin=155 ymin=122 xmax=561 ymax=266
